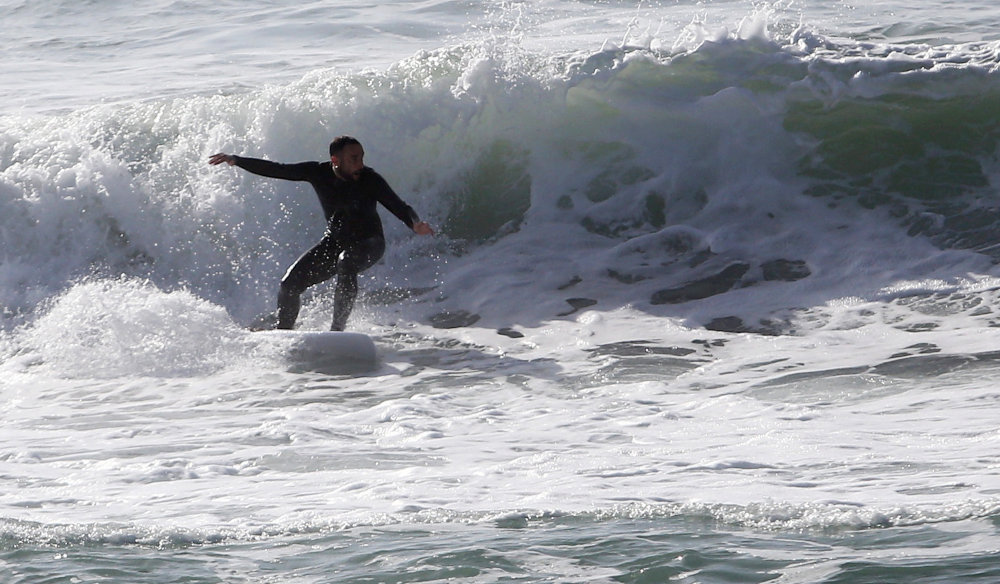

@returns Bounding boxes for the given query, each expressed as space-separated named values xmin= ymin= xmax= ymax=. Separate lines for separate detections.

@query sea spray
xmin=6 ymin=31 xmax=1000 ymax=334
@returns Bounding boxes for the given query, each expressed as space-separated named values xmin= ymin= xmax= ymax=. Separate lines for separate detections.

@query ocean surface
xmin=5 ymin=0 xmax=1000 ymax=582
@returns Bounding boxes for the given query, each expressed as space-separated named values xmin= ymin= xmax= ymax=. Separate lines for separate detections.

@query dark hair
xmin=329 ymin=136 xmax=362 ymax=156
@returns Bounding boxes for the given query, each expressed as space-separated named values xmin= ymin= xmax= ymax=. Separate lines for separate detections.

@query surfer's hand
xmin=413 ymin=221 xmax=434 ymax=236
xmin=208 ymin=153 xmax=235 ymax=166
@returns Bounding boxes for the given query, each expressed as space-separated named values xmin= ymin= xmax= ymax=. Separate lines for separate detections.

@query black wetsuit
xmin=233 ymin=156 xmax=420 ymax=331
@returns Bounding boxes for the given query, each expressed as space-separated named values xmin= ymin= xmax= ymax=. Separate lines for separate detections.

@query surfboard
xmin=256 ymin=330 xmax=377 ymax=373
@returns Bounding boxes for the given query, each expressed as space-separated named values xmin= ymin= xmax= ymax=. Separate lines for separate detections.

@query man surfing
xmin=209 ymin=136 xmax=433 ymax=331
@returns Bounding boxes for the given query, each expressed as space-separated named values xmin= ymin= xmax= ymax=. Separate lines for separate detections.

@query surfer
xmin=209 ymin=136 xmax=434 ymax=331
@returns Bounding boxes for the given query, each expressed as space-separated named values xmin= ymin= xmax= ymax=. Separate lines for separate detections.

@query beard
xmin=334 ymin=166 xmax=362 ymax=181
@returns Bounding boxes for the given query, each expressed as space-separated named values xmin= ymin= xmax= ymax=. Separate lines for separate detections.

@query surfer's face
xmin=332 ymin=143 xmax=365 ymax=181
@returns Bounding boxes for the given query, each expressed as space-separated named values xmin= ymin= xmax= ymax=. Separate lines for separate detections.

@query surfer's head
xmin=330 ymin=136 xmax=364 ymax=181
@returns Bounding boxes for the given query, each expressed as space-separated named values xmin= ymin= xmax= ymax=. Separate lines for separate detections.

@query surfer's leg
xmin=331 ymin=272 xmax=358 ymax=332
xmin=276 ymin=237 xmax=341 ymax=329
xmin=275 ymin=287 xmax=301 ymax=330
xmin=329 ymin=237 xmax=385 ymax=331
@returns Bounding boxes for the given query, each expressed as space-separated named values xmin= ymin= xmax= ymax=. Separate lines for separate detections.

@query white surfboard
xmin=256 ymin=330 xmax=377 ymax=373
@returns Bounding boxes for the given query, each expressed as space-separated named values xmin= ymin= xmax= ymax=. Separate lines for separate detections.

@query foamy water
xmin=4 ymin=1 xmax=1000 ymax=582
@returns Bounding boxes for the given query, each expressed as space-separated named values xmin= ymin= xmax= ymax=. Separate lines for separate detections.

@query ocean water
xmin=5 ymin=0 xmax=1000 ymax=582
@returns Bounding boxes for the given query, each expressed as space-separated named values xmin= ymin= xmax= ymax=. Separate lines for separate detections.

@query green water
xmin=6 ymin=515 xmax=1000 ymax=583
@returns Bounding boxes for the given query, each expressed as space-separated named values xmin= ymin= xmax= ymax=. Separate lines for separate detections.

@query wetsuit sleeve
xmin=369 ymin=170 xmax=420 ymax=228
xmin=232 ymin=156 xmax=318 ymax=182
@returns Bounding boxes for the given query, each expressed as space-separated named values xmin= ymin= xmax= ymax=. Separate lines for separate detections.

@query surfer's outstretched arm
xmin=209 ymin=154 xmax=316 ymax=181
